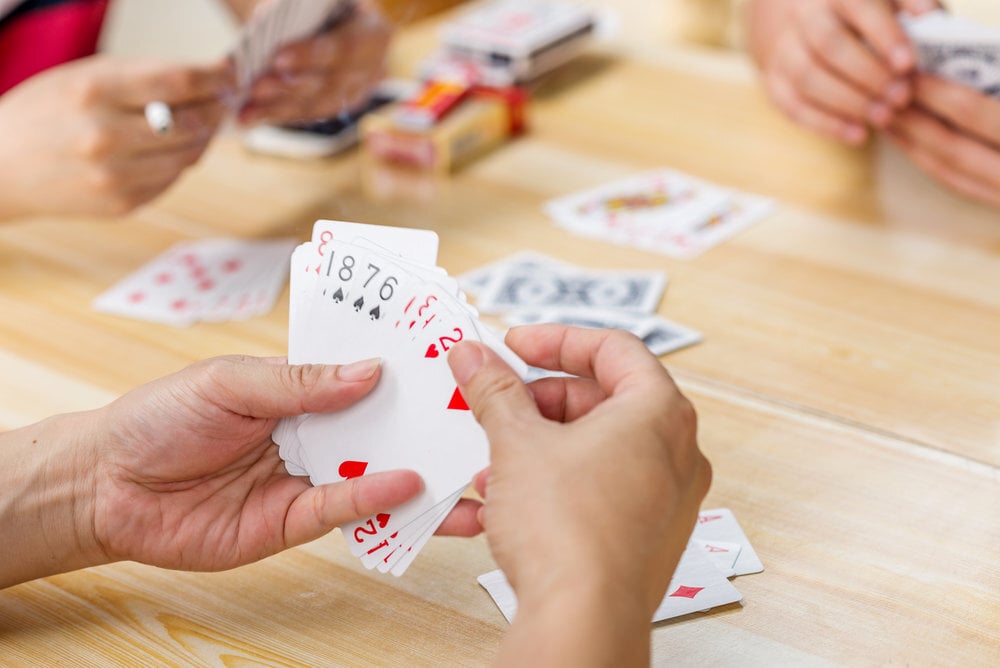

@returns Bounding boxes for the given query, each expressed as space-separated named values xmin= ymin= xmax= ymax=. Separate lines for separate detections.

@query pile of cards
xmin=901 ymin=10 xmax=1000 ymax=98
xmin=230 ymin=0 xmax=352 ymax=104
xmin=544 ymin=169 xmax=775 ymax=260
xmin=478 ymin=508 xmax=764 ymax=623
xmin=273 ymin=220 xmax=526 ymax=576
xmin=460 ymin=251 xmax=701 ymax=373
xmin=92 ymin=238 xmax=296 ymax=326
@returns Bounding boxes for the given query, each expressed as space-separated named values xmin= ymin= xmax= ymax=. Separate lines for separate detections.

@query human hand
xmin=0 ymin=55 xmax=232 ymax=220
xmin=79 ymin=355 xmax=478 ymax=573
xmin=238 ymin=0 xmax=392 ymax=126
xmin=450 ymin=325 xmax=711 ymax=619
xmin=886 ymin=75 xmax=1000 ymax=208
xmin=749 ymin=0 xmax=941 ymax=145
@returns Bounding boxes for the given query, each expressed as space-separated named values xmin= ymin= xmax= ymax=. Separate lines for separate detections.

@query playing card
xmin=474 ymin=259 xmax=666 ymax=315
xmin=901 ymin=10 xmax=1000 ymax=98
xmin=231 ymin=0 xmax=352 ymax=103
xmin=545 ymin=169 xmax=774 ymax=259
xmin=478 ymin=541 xmax=744 ymax=625
xmin=92 ymin=238 xmax=296 ymax=326
xmin=693 ymin=508 xmax=764 ymax=577
xmin=650 ymin=541 xmax=744 ymax=621
xmin=274 ymin=221 xmax=526 ymax=576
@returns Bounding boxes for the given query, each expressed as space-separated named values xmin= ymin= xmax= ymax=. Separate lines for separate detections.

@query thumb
xmin=194 ymin=355 xmax=382 ymax=419
xmin=448 ymin=341 xmax=540 ymax=438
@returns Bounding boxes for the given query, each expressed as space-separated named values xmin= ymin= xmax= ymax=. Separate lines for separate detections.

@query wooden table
xmin=1 ymin=4 xmax=998 ymax=665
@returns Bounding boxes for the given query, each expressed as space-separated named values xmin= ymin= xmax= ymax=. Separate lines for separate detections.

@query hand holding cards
xmin=901 ymin=9 xmax=1000 ymax=98
xmin=273 ymin=220 xmax=525 ymax=576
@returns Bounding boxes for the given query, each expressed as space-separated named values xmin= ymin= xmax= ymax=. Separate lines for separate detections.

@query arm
xmin=0 ymin=355 xmax=481 ymax=589
xmin=449 ymin=325 xmax=711 ymax=666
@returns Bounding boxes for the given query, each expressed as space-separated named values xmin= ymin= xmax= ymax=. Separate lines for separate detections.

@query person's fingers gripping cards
xmin=900 ymin=10 xmax=1000 ymax=98
xmin=478 ymin=507 xmax=762 ymax=623
xmin=274 ymin=220 xmax=527 ymax=576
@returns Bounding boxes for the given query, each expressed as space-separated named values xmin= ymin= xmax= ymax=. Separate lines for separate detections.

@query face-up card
xmin=651 ymin=541 xmax=744 ymax=621
xmin=693 ymin=508 xmax=764 ymax=576
xmin=273 ymin=221 xmax=526 ymax=575
xmin=544 ymin=170 xmax=732 ymax=239
xmin=92 ymin=238 xmax=295 ymax=326
xmin=477 ymin=541 xmax=744 ymax=625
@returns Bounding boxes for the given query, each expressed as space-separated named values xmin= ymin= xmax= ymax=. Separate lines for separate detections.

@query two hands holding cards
xmin=748 ymin=0 xmax=1000 ymax=208
xmin=2 ymin=225 xmax=712 ymax=664
xmin=0 ymin=0 xmax=389 ymax=221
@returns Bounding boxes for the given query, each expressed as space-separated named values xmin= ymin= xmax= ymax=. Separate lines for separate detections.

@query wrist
xmin=500 ymin=572 xmax=651 ymax=666
xmin=0 ymin=411 xmax=107 ymax=588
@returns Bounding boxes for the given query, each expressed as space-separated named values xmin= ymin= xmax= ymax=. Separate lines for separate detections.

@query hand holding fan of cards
xmin=273 ymin=220 xmax=526 ymax=576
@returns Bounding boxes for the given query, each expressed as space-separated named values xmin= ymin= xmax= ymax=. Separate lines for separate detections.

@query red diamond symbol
xmin=669 ymin=585 xmax=704 ymax=599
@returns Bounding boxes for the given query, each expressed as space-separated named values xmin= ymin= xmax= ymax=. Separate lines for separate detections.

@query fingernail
xmin=337 ymin=357 xmax=381 ymax=382
xmin=891 ymin=45 xmax=914 ymax=73
xmin=448 ymin=343 xmax=484 ymax=385
xmin=885 ymin=80 xmax=910 ymax=107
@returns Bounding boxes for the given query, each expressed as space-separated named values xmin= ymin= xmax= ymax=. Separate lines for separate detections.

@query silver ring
xmin=144 ymin=101 xmax=173 ymax=136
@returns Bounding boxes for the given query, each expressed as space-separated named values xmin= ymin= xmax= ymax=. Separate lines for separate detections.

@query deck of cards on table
xmin=544 ymin=169 xmax=775 ymax=259
xmin=478 ymin=508 xmax=764 ymax=623
xmin=900 ymin=9 xmax=1000 ymax=98
xmin=273 ymin=220 xmax=526 ymax=576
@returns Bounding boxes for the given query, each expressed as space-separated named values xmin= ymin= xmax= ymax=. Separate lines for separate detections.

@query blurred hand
xmin=0 ymin=55 xmax=232 ymax=220
xmin=887 ymin=75 xmax=1000 ymax=209
xmin=749 ymin=0 xmax=941 ymax=145
xmin=239 ymin=0 xmax=392 ymax=126
xmin=450 ymin=325 xmax=711 ymax=617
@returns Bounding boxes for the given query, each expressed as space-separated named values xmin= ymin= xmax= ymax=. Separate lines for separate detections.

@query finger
xmin=766 ymin=68 xmax=869 ymax=144
xmin=97 ymin=61 xmax=233 ymax=109
xmin=796 ymin=5 xmax=901 ymax=101
xmin=271 ymin=33 xmax=342 ymax=74
xmin=888 ymin=111 xmax=1000 ymax=207
xmin=912 ymin=75 xmax=1000 ymax=146
xmin=472 ymin=468 xmax=490 ymax=499
xmin=283 ymin=470 xmax=422 ymax=547
xmin=897 ymin=0 xmax=943 ymax=16
xmin=448 ymin=341 xmax=542 ymax=438
xmin=775 ymin=27 xmax=881 ymax=127
xmin=832 ymin=0 xmax=916 ymax=73
xmin=527 ymin=375 xmax=608 ymax=422
xmin=192 ymin=355 xmax=383 ymax=419
xmin=505 ymin=325 xmax=686 ymax=400
xmin=434 ymin=498 xmax=484 ymax=537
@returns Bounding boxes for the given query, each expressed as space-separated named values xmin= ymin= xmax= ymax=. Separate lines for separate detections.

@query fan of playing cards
xmin=273 ymin=220 xmax=526 ymax=576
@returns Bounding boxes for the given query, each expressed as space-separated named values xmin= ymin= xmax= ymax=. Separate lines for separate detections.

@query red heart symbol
xmin=338 ymin=460 xmax=368 ymax=479
xmin=425 ymin=343 xmax=440 ymax=358
xmin=376 ymin=513 xmax=390 ymax=528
